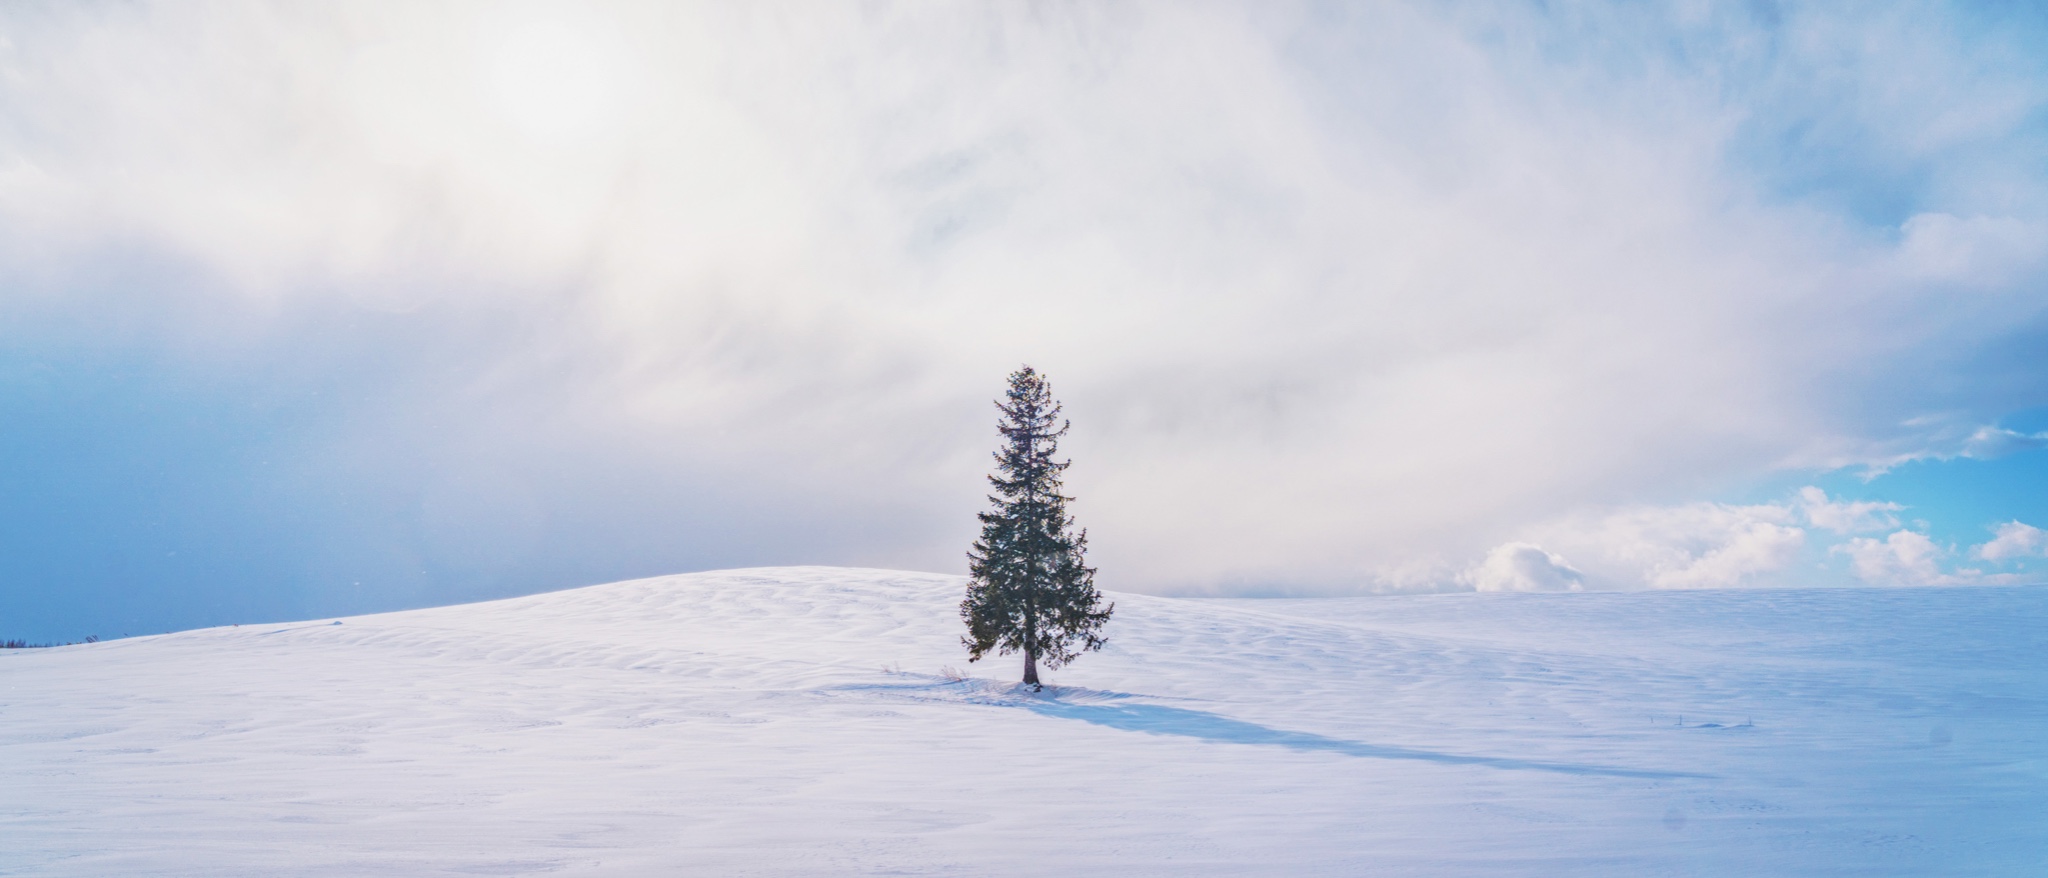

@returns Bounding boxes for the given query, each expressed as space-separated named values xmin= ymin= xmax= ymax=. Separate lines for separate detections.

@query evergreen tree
xmin=961 ymin=365 xmax=1112 ymax=689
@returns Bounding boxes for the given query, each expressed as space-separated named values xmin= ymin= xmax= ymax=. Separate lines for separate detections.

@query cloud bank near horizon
xmin=3 ymin=1 xmax=2048 ymax=634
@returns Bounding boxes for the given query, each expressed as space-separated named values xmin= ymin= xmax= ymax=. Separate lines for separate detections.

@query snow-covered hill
xmin=3 ymin=567 xmax=2044 ymax=875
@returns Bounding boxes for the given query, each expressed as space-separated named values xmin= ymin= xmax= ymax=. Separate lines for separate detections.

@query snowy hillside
xmin=3 ymin=567 xmax=2044 ymax=875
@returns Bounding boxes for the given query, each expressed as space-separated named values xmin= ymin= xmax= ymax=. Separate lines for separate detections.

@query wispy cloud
xmin=1797 ymin=487 xmax=1902 ymax=535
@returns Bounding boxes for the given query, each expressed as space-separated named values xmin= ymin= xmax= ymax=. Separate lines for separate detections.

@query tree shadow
xmin=1023 ymin=699 xmax=1706 ymax=779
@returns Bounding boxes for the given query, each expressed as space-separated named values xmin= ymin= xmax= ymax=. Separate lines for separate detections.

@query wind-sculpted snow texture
xmin=2 ymin=567 xmax=2043 ymax=875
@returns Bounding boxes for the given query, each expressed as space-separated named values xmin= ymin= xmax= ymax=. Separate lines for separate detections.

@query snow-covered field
xmin=3 ymin=566 xmax=2044 ymax=876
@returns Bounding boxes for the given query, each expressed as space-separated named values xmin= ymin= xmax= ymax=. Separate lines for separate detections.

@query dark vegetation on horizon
xmin=3 ymin=635 xmax=98 ymax=649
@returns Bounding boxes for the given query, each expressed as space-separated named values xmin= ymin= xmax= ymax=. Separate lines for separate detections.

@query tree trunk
xmin=1022 ymin=644 xmax=1040 ymax=688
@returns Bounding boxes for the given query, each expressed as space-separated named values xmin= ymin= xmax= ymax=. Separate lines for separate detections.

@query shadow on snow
xmin=837 ymin=675 xmax=1705 ymax=779
xmin=1023 ymin=695 xmax=1706 ymax=780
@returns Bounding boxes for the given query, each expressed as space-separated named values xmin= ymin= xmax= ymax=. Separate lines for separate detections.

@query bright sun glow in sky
xmin=1 ymin=2 xmax=2047 ymax=640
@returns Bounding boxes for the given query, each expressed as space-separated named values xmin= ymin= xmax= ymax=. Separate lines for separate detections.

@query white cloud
xmin=1797 ymin=486 xmax=1902 ymax=534
xmin=1975 ymin=521 xmax=2048 ymax=562
xmin=1896 ymin=212 xmax=2048 ymax=287
xmin=1837 ymin=531 xmax=1961 ymax=586
xmin=1516 ymin=502 xmax=1807 ymax=590
xmin=1832 ymin=529 xmax=2027 ymax=587
xmin=0 ymin=2 xmax=2045 ymax=597
xmin=1657 ymin=519 xmax=1808 ymax=589
xmin=1468 ymin=543 xmax=1584 ymax=593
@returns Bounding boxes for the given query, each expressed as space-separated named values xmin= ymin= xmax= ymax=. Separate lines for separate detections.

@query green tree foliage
xmin=961 ymin=365 xmax=1112 ymax=688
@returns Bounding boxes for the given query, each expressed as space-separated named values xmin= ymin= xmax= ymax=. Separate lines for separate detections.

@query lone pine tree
xmin=961 ymin=365 xmax=1113 ymax=689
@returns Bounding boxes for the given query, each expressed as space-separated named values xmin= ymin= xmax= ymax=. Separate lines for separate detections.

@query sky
xmin=3 ymin=1 xmax=2048 ymax=640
